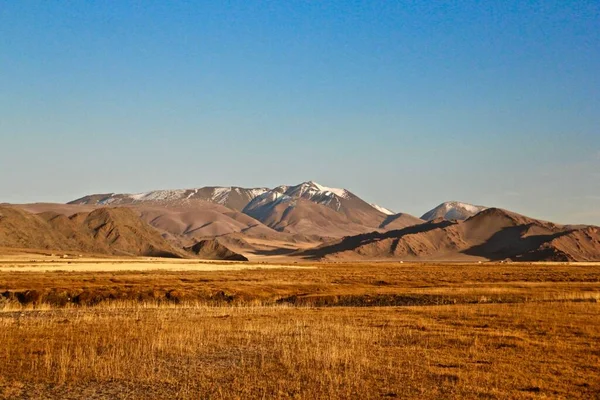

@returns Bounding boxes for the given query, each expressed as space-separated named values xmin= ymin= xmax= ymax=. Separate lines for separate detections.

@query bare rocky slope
xmin=185 ymin=239 xmax=248 ymax=261
xmin=13 ymin=202 xmax=322 ymax=257
xmin=301 ymin=208 xmax=600 ymax=262
xmin=69 ymin=187 xmax=270 ymax=212
xmin=0 ymin=206 xmax=183 ymax=257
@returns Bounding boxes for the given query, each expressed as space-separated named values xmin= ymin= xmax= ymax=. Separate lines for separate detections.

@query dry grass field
xmin=1 ymin=259 xmax=599 ymax=399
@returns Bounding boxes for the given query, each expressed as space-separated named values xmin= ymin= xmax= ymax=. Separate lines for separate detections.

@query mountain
xmin=0 ymin=206 xmax=80 ymax=252
xmin=17 ymin=202 xmax=274 ymax=244
xmin=69 ymin=181 xmax=403 ymax=238
xmin=301 ymin=208 xmax=600 ymax=262
xmin=132 ymin=200 xmax=280 ymax=243
xmin=69 ymin=186 xmax=270 ymax=211
xmin=70 ymin=181 xmax=398 ymax=220
xmin=78 ymin=208 xmax=184 ymax=257
xmin=5 ymin=200 xmax=600 ymax=262
xmin=242 ymin=181 xmax=393 ymax=236
xmin=0 ymin=206 xmax=183 ymax=257
xmin=421 ymin=201 xmax=487 ymax=221
xmin=13 ymin=202 xmax=322 ymax=258
xmin=60 ymin=181 xmax=600 ymax=262
xmin=185 ymin=239 xmax=248 ymax=261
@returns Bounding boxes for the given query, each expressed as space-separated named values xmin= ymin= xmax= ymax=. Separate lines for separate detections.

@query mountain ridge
xmin=300 ymin=208 xmax=600 ymax=262
xmin=421 ymin=201 xmax=488 ymax=221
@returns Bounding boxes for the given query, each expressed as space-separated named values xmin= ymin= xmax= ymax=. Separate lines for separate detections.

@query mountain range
xmin=2 ymin=180 xmax=599 ymax=261
xmin=69 ymin=181 xmax=417 ymax=237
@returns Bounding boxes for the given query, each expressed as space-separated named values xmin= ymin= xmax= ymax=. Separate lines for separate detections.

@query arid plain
xmin=1 ymin=254 xmax=599 ymax=399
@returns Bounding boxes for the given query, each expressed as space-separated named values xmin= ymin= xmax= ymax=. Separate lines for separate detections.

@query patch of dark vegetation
xmin=2 ymin=287 xmax=593 ymax=309
xmin=436 ymin=373 xmax=460 ymax=383
xmin=372 ymin=280 xmax=391 ymax=286
xmin=437 ymin=363 xmax=460 ymax=369
xmin=520 ymin=386 xmax=541 ymax=393
xmin=0 ymin=288 xmax=238 ymax=307
xmin=276 ymin=294 xmax=460 ymax=307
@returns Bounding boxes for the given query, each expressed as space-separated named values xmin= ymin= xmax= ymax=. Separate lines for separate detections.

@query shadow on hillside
xmin=250 ymin=247 xmax=301 ymax=257
xmin=462 ymin=225 xmax=573 ymax=261
xmin=299 ymin=220 xmax=455 ymax=260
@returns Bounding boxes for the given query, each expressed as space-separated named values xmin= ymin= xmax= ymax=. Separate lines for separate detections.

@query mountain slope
xmin=132 ymin=200 xmax=280 ymax=243
xmin=0 ymin=207 xmax=79 ymax=252
xmin=69 ymin=181 xmax=398 ymax=238
xmin=81 ymin=208 xmax=184 ymax=257
xmin=421 ymin=201 xmax=487 ymax=221
xmin=241 ymin=181 xmax=391 ymax=236
xmin=301 ymin=208 xmax=600 ymax=262
xmin=0 ymin=206 xmax=183 ymax=257
xmin=185 ymin=239 xmax=248 ymax=261
xmin=379 ymin=213 xmax=425 ymax=230
xmin=69 ymin=186 xmax=270 ymax=211
xmin=243 ymin=194 xmax=372 ymax=236
xmin=13 ymin=202 xmax=321 ymax=257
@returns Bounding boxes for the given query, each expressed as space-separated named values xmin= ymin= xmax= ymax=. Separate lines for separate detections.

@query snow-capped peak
xmin=371 ymin=203 xmax=395 ymax=215
xmin=441 ymin=201 xmax=484 ymax=214
xmin=421 ymin=201 xmax=488 ymax=221
xmin=299 ymin=181 xmax=349 ymax=199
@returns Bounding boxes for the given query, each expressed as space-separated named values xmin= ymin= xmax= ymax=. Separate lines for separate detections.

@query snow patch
xmin=186 ymin=188 xmax=199 ymax=199
xmin=371 ymin=204 xmax=395 ymax=215
xmin=308 ymin=181 xmax=348 ymax=198
xmin=128 ymin=189 xmax=187 ymax=202
xmin=210 ymin=187 xmax=231 ymax=204
xmin=246 ymin=188 xmax=270 ymax=199
xmin=245 ymin=191 xmax=292 ymax=210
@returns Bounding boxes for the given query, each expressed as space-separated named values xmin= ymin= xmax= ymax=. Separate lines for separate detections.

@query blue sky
xmin=1 ymin=1 xmax=599 ymax=223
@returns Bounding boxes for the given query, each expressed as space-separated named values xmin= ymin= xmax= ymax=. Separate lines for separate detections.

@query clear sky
xmin=1 ymin=1 xmax=599 ymax=224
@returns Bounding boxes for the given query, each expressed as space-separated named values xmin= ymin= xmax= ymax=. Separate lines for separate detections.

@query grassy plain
xmin=0 ymin=259 xmax=599 ymax=399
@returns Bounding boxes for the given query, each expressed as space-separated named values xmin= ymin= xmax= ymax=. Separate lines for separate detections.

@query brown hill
xmin=505 ymin=226 xmax=600 ymax=262
xmin=0 ymin=207 xmax=77 ymax=251
xmin=11 ymin=202 xmax=320 ymax=258
xmin=301 ymin=208 xmax=600 ymax=262
xmin=379 ymin=213 xmax=425 ymax=230
xmin=81 ymin=208 xmax=184 ymax=257
xmin=14 ymin=201 xmax=277 ymax=241
xmin=133 ymin=200 xmax=279 ymax=244
xmin=0 ymin=206 xmax=183 ymax=257
xmin=185 ymin=239 xmax=248 ymax=261
xmin=243 ymin=196 xmax=378 ymax=237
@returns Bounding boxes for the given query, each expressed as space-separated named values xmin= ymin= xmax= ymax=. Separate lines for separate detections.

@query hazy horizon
xmin=1 ymin=1 xmax=599 ymax=225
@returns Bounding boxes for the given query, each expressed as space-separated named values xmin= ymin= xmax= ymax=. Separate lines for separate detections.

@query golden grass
xmin=1 ymin=262 xmax=599 ymax=307
xmin=1 ymin=303 xmax=599 ymax=399
xmin=0 ymin=262 xmax=599 ymax=399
